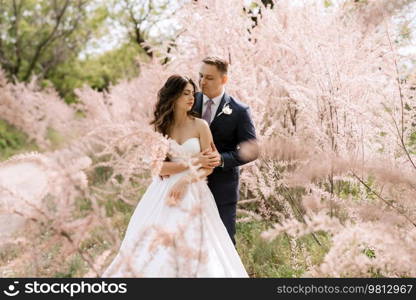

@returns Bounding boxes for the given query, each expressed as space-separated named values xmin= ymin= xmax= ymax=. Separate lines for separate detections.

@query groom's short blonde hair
xmin=202 ymin=56 xmax=228 ymax=75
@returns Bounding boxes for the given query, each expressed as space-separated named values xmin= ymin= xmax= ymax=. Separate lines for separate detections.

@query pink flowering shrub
xmin=1 ymin=0 xmax=416 ymax=277
xmin=164 ymin=0 xmax=416 ymax=277
xmin=0 ymin=70 xmax=79 ymax=149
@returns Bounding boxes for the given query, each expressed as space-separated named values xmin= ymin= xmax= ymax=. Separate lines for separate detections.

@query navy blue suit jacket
xmin=193 ymin=92 xmax=257 ymax=206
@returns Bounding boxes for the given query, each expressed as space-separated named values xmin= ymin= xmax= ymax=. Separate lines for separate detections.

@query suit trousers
xmin=217 ymin=202 xmax=237 ymax=245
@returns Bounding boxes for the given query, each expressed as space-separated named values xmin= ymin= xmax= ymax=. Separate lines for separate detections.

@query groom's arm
xmin=219 ymin=107 xmax=258 ymax=171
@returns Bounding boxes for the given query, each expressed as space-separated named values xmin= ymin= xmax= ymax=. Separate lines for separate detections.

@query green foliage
xmin=79 ymin=226 xmax=110 ymax=255
xmin=0 ymin=0 xmax=164 ymax=103
xmin=45 ymin=42 xmax=142 ymax=103
xmin=399 ymin=21 xmax=412 ymax=40
xmin=336 ymin=180 xmax=361 ymax=199
xmin=91 ymin=166 xmax=114 ymax=185
xmin=324 ymin=0 xmax=333 ymax=8
xmin=0 ymin=119 xmax=38 ymax=160
xmin=0 ymin=0 xmax=134 ymax=103
xmin=45 ymin=127 xmax=66 ymax=150
xmin=353 ymin=0 xmax=369 ymax=4
xmin=408 ymin=131 xmax=416 ymax=154
xmin=236 ymin=220 xmax=331 ymax=277
xmin=0 ymin=120 xmax=26 ymax=150
xmin=363 ymin=247 xmax=376 ymax=259
xmin=0 ymin=0 xmax=105 ymax=80
xmin=0 ymin=243 xmax=22 ymax=265
xmin=54 ymin=254 xmax=86 ymax=278
xmin=73 ymin=197 xmax=93 ymax=219
xmin=103 ymin=197 xmax=134 ymax=219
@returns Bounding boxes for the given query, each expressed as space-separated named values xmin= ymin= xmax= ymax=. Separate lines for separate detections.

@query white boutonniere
xmin=217 ymin=104 xmax=232 ymax=117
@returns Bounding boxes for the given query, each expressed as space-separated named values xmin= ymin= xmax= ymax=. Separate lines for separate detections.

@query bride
xmin=102 ymin=75 xmax=248 ymax=277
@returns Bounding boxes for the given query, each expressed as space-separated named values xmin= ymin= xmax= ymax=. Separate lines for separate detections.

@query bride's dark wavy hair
xmin=150 ymin=75 xmax=199 ymax=136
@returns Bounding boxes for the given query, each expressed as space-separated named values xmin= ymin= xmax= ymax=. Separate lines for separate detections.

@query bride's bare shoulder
xmin=192 ymin=118 xmax=211 ymax=142
xmin=192 ymin=117 xmax=209 ymax=130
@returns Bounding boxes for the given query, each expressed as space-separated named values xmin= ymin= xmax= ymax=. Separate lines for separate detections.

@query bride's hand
xmin=166 ymin=178 xmax=189 ymax=206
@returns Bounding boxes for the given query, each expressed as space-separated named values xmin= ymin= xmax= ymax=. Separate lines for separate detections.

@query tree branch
xmin=352 ymin=172 xmax=416 ymax=227
xmin=22 ymin=0 xmax=71 ymax=81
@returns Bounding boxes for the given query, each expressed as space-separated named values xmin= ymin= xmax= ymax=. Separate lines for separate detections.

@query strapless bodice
xmin=168 ymin=137 xmax=201 ymax=162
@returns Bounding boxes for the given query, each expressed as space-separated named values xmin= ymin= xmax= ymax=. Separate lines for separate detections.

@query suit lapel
xmin=194 ymin=92 xmax=203 ymax=116
xmin=210 ymin=92 xmax=231 ymax=128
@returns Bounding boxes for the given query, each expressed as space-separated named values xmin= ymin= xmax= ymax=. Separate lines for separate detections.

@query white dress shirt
xmin=202 ymin=88 xmax=225 ymax=124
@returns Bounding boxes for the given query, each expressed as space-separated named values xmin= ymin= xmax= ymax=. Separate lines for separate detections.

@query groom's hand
xmin=209 ymin=141 xmax=222 ymax=168
xmin=195 ymin=148 xmax=221 ymax=169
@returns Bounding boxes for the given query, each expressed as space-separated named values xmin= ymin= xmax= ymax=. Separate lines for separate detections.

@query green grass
xmin=236 ymin=220 xmax=331 ymax=277
xmin=54 ymin=254 xmax=86 ymax=278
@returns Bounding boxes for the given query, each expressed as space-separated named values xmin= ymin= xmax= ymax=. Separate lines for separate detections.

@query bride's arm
xmin=182 ymin=164 xmax=213 ymax=184
xmin=158 ymin=160 xmax=188 ymax=176
xmin=167 ymin=120 xmax=216 ymax=202
xmin=158 ymin=119 xmax=216 ymax=177
xmin=183 ymin=119 xmax=215 ymax=183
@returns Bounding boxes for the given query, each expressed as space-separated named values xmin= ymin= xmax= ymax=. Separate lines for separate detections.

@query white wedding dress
xmin=102 ymin=137 xmax=248 ymax=277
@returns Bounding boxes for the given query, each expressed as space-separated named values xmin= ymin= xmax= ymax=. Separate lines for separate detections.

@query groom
xmin=193 ymin=56 xmax=257 ymax=245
